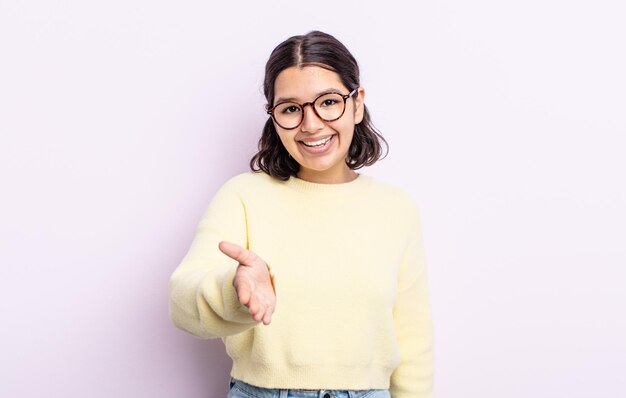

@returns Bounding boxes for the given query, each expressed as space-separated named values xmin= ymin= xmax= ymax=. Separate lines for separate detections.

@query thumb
xmin=218 ymin=241 xmax=261 ymax=267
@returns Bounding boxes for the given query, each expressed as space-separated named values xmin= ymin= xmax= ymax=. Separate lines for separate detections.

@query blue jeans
xmin=227 ymin=377 xmax=391 ymax=398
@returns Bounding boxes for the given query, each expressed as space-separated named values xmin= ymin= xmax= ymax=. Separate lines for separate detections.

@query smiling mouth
xmin=299 ymin=135 xmax=334 ymax=147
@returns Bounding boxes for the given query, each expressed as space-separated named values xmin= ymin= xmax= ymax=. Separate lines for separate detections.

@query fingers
xmin=244 ymin=288 xmax=275 ymax=325
xmin=234 ymin=279 xmax=251 ymax=306
xmin=220 ymin=241 xmax=274 ymax=325
xmin=231 ymin=267 xmax=275 ymax=325
xmin=262 ymin=304 xmax=275 ymax=325
xmin=219 ymin=241 xmax=262 ymax=267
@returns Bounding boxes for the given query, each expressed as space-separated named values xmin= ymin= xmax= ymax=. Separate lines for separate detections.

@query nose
xmin=300 ymin=103 xmax=324 ymax=133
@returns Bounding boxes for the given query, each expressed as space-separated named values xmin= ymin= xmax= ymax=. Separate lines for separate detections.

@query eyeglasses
xmin=266 ymin=88 xmax=358 ymax=130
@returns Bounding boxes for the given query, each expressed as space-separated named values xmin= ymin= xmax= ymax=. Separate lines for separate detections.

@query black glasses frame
xmin=266 ymin=88 xmax=358 ymax=130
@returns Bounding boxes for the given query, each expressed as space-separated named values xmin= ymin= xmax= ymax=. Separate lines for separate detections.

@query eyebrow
xmin=274 ymin=88 xmax=344 ymax=104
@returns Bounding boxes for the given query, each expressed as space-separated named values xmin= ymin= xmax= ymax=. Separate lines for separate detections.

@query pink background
xmin=1 ymin=1 xmax=625 ymax=397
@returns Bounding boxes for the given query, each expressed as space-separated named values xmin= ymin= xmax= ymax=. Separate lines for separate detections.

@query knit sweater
xmin=168 ymin=171 xmax=434 ymax=398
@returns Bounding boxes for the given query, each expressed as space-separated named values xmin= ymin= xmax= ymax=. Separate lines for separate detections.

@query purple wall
xmin=1 ymin=1 xmax=625 ymax=397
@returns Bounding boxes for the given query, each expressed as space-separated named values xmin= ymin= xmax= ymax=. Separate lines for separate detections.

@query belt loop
xmin=279 ymin=388 xmax=288 ymax=398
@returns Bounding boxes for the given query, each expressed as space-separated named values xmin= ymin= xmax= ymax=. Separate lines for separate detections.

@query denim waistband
xmin=229 ymin=377 xmax=390 ymax=398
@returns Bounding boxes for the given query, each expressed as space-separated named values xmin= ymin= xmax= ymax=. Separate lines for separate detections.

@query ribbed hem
xmin=231 ymin=361 xmax=393 ymax=390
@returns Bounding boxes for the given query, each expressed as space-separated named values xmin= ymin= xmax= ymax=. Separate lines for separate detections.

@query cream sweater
xmin=168 ymin=171 xmax=434 ymax=398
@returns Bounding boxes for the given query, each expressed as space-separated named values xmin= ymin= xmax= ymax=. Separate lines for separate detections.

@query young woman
xmin=169 ymin=31 xmax=434 ymax=398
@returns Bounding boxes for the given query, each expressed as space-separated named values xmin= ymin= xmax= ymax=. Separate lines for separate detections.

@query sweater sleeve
xmin=168 ymin=179 xmax=260 ymax=339
xmin=390 ymin=204 xmax=434 ymax=398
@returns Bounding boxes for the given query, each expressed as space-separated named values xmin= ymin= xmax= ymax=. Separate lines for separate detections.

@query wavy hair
xmin=249 ymin=30 xmax=389 ymax=181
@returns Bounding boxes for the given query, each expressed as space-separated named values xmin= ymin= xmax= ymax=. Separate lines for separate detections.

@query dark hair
xmin=249 ymin=30 xmax=389 ymax=181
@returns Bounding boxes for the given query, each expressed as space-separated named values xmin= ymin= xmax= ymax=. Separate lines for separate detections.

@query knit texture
xmin=168 ymin=171 xmax=434 ymax=398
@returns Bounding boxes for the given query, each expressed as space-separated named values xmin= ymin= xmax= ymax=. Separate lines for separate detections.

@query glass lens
xmin=272 ymin=93 xmax=346 ymax=129
xmin=273 ymin=102 xmax=302 ymax=129
xmin=314 ymin=93 xmax=345 ymax=121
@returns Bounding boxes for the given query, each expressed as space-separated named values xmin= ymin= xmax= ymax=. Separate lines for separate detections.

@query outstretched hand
xmin=218 ymin=241 xmax=276 ymax=325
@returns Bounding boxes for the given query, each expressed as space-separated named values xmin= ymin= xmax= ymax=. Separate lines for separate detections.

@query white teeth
xmin=302 ymin=136 xmax=332 ymax=147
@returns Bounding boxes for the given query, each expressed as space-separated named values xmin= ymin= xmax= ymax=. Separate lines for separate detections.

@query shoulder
xmin=223 ymin=171 xmax=276 ymax=189
xmin=217 ymin=171 xmax=279 ymax=193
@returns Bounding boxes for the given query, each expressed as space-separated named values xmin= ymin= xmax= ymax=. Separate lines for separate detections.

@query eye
xmin=321 ymin=99 xmax=338 ymax=107
xmin=281 ymin=105 xmax=301 ymax=114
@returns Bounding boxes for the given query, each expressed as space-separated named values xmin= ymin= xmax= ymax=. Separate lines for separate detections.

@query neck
xmin=296 ymin=167 xmax=358 ymax=184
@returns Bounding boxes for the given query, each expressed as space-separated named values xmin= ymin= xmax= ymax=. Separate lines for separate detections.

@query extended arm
xmin=168 ymin=180 xmax=259 ymax=339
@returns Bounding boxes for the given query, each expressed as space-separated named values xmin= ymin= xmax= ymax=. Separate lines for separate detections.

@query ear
xmin=354 ymin=86 xmax=366 ymax=124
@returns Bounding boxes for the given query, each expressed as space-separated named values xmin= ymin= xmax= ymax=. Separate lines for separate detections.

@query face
xmin=271 ymin=66 xmax=365 ymax=184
